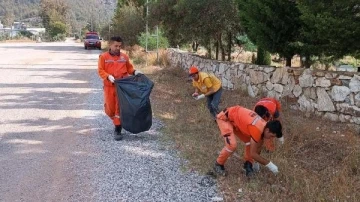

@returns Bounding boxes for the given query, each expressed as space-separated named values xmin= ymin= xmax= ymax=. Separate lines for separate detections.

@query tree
xmin=297 ymin=0 xmax=360 ymax=60
xmin=111 ymin=2 xmax=145 ymax=47
xmin=40 ymin=0 xmax=68 ymax=39
xmin=2 ymin=10 xmax=15 ymax=27
xmin=150 ymin=0 xmax=241 ymax=60
xmin=238 ymin=0 xmax=301 ymax=66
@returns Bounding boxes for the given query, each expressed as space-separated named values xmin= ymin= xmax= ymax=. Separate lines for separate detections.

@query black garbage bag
xmin=114 ymin=74 xmax=154 ymax=134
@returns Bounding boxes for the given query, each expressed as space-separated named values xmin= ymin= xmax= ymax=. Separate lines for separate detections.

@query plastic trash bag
xmin=115 ymin=74 xmax=154 ymax=134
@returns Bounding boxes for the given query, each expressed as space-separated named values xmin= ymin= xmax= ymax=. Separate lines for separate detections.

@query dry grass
xmin=138 ymin=58 xmax=360 ymax=201
xmin=113 ymin=46 xmax=360 ymax=201
xmin=2 ymin=39 xmax=35 ymax=43
xmin=128 ymin=46 xmax=169 ymax=67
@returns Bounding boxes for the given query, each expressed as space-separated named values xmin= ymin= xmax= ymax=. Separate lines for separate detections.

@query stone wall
xmin=167 ymin=48 xmax=360 ymax=125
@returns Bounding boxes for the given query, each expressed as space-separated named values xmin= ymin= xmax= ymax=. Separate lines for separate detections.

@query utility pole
xmin=153 ymin=25 xmax=159 ymax=64
xmin=145 ymin=0 xmax=149 ymax=66
xmin=145 ymin=1 xmax=160 ymax=65
xmin=108 ymin=23 xmax=110 ymax=40
xmin=145 ymin=0 xmax=149 ymax=52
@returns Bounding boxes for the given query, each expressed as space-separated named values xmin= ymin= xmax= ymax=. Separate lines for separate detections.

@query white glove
xmin=192 ymin=92 xmax=199 ymax=97
xmin=108 ymin=75 xmax=115 ymax=83
xmin=134 ymin=70 xmax=143 ymax=75
xmin=195 ymin=94 xmax=205 ymax=100
xmin=265 ymin=161 xmax=279 ymax=175
xmin=278 ymin=136 xmax=284 ymax=144
xmin=253 ymin=162 xmax=260 ymax=172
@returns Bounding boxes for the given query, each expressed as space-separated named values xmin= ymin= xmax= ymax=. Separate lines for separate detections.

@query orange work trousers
xmin=216 ymin=111 xmax=254 ymax=165
xmin=103 ymin=85 xmax=121 ymax=126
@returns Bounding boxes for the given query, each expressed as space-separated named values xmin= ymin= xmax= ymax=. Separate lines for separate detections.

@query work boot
xmin=114 ymin=125 xmax=123 ymax=141
xmin=213 ymin=162 xmax=226 ymax=176
xmin=243 ymin=161 xmax=254 ymax=176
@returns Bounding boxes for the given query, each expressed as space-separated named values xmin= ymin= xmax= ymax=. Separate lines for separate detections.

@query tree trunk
xmin=304 ymin=54 xmax=311 ymax=68
xmin=208 ymin=38 xmax=212 ymax=59
xmin=219 ymin=33 xmax=225 ymax=61
xmin=285 ymin=57 xmax=292 ymax=67
xmin=227 ymin=32 xmax=232 ymax=61
xmin=215 ymin=39 xmax=219 ymax=60
xmin=192 ymin=41 xmax=199 ymax=52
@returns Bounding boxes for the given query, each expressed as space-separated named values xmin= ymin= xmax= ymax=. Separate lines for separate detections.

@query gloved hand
xmin=108 ymin=75 xmax=115 ymax=83
xmin=278 ymin=136 xmax=284 ymax=144
xmin=134 ymin=70 xmax=143 ymax=75
xmin=192 ymin=92 xmax=199 ymax=97
xmin=265 ymin=161 xmax=279 ymax=175
xmin=195 ymin=94 xmax=205 ymax=100
xmin=253 ymin=162 xmax=260 ymax=172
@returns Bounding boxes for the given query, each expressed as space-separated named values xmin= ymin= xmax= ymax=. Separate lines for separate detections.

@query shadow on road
xmin=0 ymin=44 xmax=100 ymax=54
xmin=0 ymin=62 xmax=102 ymax=111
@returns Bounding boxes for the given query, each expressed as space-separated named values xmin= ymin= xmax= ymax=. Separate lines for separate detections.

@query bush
xmin=138 ymin=29 xmax=169 ymax=51
xmin=49 ymin=21 xmax=66 ymax=39
xmin=19 ymin=31 xmax=34 ymax=38
xmin=256 ymin=46 xmax=271 ymax=65
xmin=236 ymin=34 xmax=257 ymax=52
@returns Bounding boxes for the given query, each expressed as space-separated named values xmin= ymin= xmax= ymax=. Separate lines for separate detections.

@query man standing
xmin=189 ymin=66 xmax=222 ymax=119
xmin=213 ymin=106 xmax=283 ymax=176
xmin=98 ymin=36 xmax=142 ymax=141
xmin=254 ymin=97 xmax=284 ymax=152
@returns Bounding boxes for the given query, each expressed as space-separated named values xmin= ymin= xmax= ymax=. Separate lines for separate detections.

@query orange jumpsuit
xmin=216 ymin=106 xmax=267 ymax=165
xmin=254 ymin=98 xmax=282 ymax=151
xmin=98 ymin=51 xmax=135 ymax=126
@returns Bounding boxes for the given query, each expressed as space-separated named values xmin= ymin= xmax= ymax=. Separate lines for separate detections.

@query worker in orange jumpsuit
xmin=189 ymin=66 xmax=222 ymax=119
xmin=98 ymin=36 xmax=142 ymax=141
xmin=254 ymin=98 xmax=284 ymax=152
xmin=213 ymin=106 xmax=283 ymax=176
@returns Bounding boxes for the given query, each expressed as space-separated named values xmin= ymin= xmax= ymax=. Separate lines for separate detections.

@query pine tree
xmin=237 ymin=0 xmax=301 ymax=66
xmin=298 ymin=0 xmax=360 ymax=59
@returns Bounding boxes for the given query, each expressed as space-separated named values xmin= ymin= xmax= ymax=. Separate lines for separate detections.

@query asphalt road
xmin=0 ymin=40 xmax=218 ymax=202
xmin=0 ymin=40 xmax=103 ymax=201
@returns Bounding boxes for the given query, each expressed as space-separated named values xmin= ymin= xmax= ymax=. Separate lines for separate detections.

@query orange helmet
xmin=189 ymin=66 xmax=199 ymax=75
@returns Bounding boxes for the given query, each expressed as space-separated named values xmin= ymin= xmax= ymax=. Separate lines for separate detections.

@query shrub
xmin=256 ymin=46 xmax=271 ymax=65
xmin=236 ymin=34 xmax=257 ymax=52
xmin=138 ymin=29 xmax=169 ymax=51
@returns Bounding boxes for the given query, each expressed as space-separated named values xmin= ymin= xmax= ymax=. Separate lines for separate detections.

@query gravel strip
xmin=75 ymin=54 xmax=220 ymax=201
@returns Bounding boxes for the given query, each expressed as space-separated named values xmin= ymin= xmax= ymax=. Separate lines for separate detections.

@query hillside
xmin=0 ymin=0 xmax=116 ymax=31
xmin=0 ymin=0 xmax=40 ymax=26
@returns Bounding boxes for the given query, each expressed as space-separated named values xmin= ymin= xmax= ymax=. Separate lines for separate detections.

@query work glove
xmin=278 ymin=136 xmax=284 ymax=145
xmin=192 ymin=92 xmax=199 ymax=97
xmin=195 ymin=94 xmax=205 ymax=100
xmin=134 ymin=70 xmax=143 ymax=75
xmin=108 ymin=75 xmax=115 ymax=83
xmin=265 ymin=161 xmax=279 ymax=175
xmin=253 ymin=162 xmax=260 ymax=172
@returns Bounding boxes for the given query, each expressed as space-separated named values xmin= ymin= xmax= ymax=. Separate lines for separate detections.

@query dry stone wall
xmin=167 ymin=48 xmax=360 ymax=125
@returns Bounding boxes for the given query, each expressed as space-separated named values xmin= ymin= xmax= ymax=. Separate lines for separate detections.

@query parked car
xmin=84 ymin=32 xmax=101 ymax=50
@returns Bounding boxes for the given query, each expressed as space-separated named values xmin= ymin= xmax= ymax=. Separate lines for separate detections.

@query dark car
xmin=84 ymin=34 xmax=101 ymax=50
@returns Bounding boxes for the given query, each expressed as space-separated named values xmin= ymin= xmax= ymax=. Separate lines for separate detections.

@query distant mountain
xmin=0 ymin=0 xmax=40 ymax=25
xmin=0 ymin=0 xmax=117 ymax=30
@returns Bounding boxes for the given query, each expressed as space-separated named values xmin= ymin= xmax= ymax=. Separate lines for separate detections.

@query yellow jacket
xmin=192 ymin=72 xmax=222 ymax=94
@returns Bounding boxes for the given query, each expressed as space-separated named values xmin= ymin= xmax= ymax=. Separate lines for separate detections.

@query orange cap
xmin=189 ymin=66 xmax=199 ymax=75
